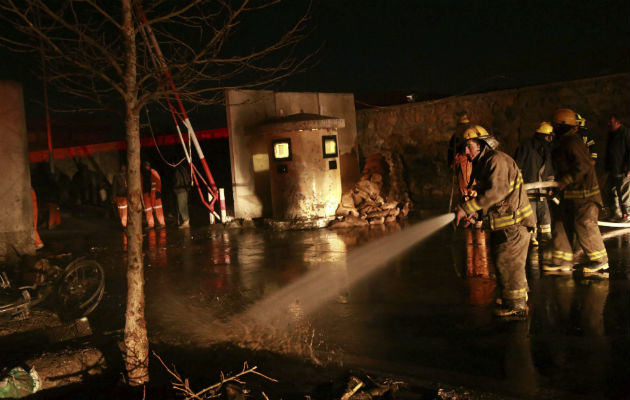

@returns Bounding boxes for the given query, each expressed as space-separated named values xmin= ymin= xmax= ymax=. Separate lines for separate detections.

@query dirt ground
xmin=0 ymin=304 xmax=515 ymax=400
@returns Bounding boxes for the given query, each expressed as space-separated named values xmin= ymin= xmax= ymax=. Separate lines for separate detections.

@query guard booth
xmin=257 ymin=113 xmax=344 ymax=221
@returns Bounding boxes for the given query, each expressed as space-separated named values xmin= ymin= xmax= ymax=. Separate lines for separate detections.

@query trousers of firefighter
xmin=142 ymin=167 xmax=166 ymax=229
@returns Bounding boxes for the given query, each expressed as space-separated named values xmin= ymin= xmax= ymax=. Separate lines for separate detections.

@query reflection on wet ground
xmin=42 ymin=216 xmax=630 ymax=399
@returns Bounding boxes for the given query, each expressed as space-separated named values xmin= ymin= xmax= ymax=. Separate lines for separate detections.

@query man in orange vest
xmin=142 ymin=161 xmax=165 ymax=229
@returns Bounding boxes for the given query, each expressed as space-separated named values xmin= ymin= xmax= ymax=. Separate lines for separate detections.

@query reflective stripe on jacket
xmin=461 ymin=148 xmax=535 ymax=231
xmin=553 ymin=132 xmax=602 ymax=205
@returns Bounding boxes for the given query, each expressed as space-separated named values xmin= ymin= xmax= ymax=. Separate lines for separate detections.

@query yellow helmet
xmin=536 ymin=121 xmax=553 ymax=135
xmin=463 ymin=125 xmax=498 ymax=149
xmin=463 ymin=125 xmax=489 ymax=140
xmin=553 ymin=108 xmax=579 ymax=126
xmin=458 ymin=114 xmax=470 ymax=124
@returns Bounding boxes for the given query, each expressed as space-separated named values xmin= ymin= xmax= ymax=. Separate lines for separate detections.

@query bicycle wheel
xmin=56 ymin=258 xmax=105 ymax=318
xmin=28 ymin=265 xmax=62 ymax=308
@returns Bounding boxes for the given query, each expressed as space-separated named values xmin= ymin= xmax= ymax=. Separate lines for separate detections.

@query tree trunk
xmin=122 ymin=0 xmax=149 ymax=386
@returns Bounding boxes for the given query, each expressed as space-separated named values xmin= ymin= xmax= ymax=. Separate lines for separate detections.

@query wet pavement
xmin=37 ymin=209 xmax=630 ymax=399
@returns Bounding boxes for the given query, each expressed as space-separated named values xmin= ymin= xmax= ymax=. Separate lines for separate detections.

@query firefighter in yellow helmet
xmin=455 ymin=125 xmax=534 ymax=319
xmin=514 ymin=122 xmax=555 ymax=247
xmin=448 ymin=114 xmax=494 ymax=280
xmin=544 ymin=108 xmax=608 ymax=274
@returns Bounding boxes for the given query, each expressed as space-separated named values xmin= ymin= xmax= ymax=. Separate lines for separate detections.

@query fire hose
xmin=523 ymin=181 xmax=630 ymax=228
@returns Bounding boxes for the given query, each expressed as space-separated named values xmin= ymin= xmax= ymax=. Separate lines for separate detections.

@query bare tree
xmin=0 ymin=0 xmax=312 ymax=386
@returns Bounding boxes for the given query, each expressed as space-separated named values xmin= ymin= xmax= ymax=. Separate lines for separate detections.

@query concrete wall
xmin=226 ymin=89 xmax=359 ymax=219
xmin=0 ymin=82 xmax=35 ymax=262
xmin=356 ymin=73 xmax=630 ymax=207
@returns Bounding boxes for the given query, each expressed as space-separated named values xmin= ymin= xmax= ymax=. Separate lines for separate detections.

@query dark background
xmin=282 ymin=0 xmax=629 ymax=100
xmin=1 ymin=0 xmax=628 ymax=129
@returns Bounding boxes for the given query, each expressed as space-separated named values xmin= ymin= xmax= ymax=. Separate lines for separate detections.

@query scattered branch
xmin=153 ymin=351 xmax=278 ymax=400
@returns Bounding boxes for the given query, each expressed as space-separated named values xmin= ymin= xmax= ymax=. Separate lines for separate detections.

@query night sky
xmin=278 ymin=0 xmax=629 ymax=99
xmin=1 ymin=0 xmax=628 ymax=124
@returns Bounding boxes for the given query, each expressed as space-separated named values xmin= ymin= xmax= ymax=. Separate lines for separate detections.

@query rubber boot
xmin=494 ymin=296 xmax=528 ymax=320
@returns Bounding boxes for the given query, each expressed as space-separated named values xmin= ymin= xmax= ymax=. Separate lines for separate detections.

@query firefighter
xmin=514 ymin=121 xmax=555 ymax=246
xmin=543 ymin=108 xmax=608 ymax=274
xmin=142 ymin=161 xmax=165 ymax=229
xmin=577 ymin=113 xmax=597 ymax=164
xmin=448 ymin=114 xmax=493 ymax=278
xmin=605 ymin=113 xmax=630 ymax=221
xmin=455 ymin=125 xmax=534 ymax=319
xmin=111 ymin=164 xmax=128 ymax=228
xmin=448 ymin=113 xmax=474 ymax=201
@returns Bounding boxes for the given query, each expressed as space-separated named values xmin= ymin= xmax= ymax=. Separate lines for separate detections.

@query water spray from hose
xmin=240 ymin=213 xmax=456 ymax=327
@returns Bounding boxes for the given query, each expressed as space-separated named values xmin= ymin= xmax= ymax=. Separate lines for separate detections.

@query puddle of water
xmin=240 ymin=213 xmax=455 ymax=326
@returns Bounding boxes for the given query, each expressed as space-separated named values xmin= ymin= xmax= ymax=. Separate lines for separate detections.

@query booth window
xmin=272 ymin=138 xmax=292 ymax=161
xmin=322 ymin=135 xmax=338 ymax=158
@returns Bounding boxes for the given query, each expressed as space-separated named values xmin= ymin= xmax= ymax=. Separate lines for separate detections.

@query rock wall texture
xmin=356 ymin=73 xmax=630 ymax=208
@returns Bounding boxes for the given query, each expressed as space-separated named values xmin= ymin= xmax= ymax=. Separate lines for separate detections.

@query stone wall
xmin=0 ymin=82 xmax=35 ymax=262
xmin=356 ymin=73 xmax=630 ymax=207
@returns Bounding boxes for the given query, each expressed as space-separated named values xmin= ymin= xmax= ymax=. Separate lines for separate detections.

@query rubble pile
xmin=330 ymin=172 xmax=410 ymax=228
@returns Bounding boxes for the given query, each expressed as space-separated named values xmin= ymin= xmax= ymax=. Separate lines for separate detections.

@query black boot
xmin=494 ymin=297 xmax=528 ymax=320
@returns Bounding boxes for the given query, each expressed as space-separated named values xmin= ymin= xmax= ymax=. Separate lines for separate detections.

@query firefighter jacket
xmin=460 ymin=148 xmax=535 ymax=231
xmin=514 ymin=134 xmax=555 ymax=185
xmin=579 ymin=128 xmax=598 ymax=163
xmin=552 ymin=131 xmax=602 ymax=205
xmin=605 ymin=125 xmax=630 ymax=176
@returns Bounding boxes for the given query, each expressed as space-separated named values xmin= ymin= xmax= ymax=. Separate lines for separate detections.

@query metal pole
xmin=135 ymin=5 xmax=219 ymax=207
xmin=219 ymin=188 xmax=226 ymax=223
xmin=208 ymin=192 xmax=215 ymax=224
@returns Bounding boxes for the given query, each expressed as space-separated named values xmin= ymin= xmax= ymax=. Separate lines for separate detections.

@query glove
xmin=155 ymin=191 xmax=161 ymax=199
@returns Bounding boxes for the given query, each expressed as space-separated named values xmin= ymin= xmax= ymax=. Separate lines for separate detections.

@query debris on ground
xmin=331 ymin=173 xmax=411 ymax=228
xmin=0 ymin=367 xmax=41 ymax=398
xmin=339 ymin=375 xmax=405 ymax=399
xmin=154 ymin=352 xmax=278 ymax=400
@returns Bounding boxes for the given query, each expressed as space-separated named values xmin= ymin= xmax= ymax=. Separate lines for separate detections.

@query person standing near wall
xmin=514 ymin=121 xmax=555 ymax=246
xmin=172 ymin=162 xmax=192 ymax=229
xmin=142 ymin=161 xmax=166 ymax=229
xmin=543 ymin=108 xmax=608 ymax=274
xmin=448 ymin=113 xmax=474 ymax=201
xmin=111 ymin=164 xmax=128 ymax=228
xmin=32 ymin=164 xmax=61 ymax=230
xmin=605 ymin=113 xmax=630 ymax=222
xmin=455 ymin=125 xmax=534 ymax=319
xmin=31 ymin=188 xmax=44 ymax=250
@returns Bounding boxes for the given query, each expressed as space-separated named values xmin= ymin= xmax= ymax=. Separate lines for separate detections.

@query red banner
xmin=29 ymin=128 xmax=228 ymax=163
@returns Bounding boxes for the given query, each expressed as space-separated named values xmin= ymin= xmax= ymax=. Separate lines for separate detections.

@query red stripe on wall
xmin=29 ymin=128 xmax=228 ymax=163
